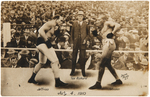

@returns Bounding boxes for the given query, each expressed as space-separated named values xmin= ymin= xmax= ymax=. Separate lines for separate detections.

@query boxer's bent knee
xmin=50 ymin=60 xmax=60 ymax=78
xmin=39 ymin=62 xmax=46 ymax=65
xmin=51 ymin=60 xmax=59 ymax=65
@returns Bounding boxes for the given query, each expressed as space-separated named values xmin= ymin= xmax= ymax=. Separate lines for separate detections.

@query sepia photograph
xmin=1 ymin=0 xmax=149 ymax=96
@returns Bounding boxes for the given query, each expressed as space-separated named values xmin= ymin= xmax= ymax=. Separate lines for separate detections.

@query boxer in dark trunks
xmin=89 ymin=15 xmax=122 ymax=89
xmin=28 ymin=15 xmax=68 ymax=87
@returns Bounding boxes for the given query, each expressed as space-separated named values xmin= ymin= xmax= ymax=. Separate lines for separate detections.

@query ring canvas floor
xmin=1 ymin=68 xmax=148 ymax=96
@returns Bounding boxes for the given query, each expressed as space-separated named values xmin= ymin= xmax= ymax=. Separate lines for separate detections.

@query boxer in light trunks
xmin=28 ymin=15 xmax=68 ymax=87
xmin=89 ymin=15 xmax=122 ymax=89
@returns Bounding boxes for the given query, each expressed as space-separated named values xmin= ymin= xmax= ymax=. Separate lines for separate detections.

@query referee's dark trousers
xmin=70 ymin=21 xmax=90 ymax=76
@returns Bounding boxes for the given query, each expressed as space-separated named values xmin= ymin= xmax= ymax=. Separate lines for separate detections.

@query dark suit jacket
xmin=29 ymin=52 xmax=39 ymax=61
xmin=17 ymin=56 xmax=29 ymax=67
xmin=70 ymin=21 xmax=90 ymax=49
xmin=8 ymin=38 xmax=27 ymax=48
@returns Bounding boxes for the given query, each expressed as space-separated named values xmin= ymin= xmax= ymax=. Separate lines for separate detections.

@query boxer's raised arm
xmin=110 ymin=21 xmax=121 ymax=34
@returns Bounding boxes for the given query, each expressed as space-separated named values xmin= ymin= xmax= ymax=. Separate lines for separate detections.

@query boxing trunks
xmin=36 ymin=37 xmax=52 ymax=48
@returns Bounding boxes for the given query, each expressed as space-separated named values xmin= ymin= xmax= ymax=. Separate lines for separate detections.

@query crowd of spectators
xmin=1 ymin=48 xmax=148 ymax=71
xmin=1 ymin=1 xmax=148 ymax=50
xmin=1 ymin=1 xmax=149 ymax=70
xmin=1 ymin=1 xmax=148 ymax=26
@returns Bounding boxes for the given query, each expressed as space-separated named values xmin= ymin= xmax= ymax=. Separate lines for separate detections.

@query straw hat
xmin=112 ymin=53 xmax=120 ymax=58
xmin=140 ymin=59 xmax=148 ymax=66
xmin=7 ymin=49 xmax=16 ymax=54
xmin=62 ymin=23 xmax=66 ymax=26
xmin=64 ymin=32 xmax=70 ymax=37
xmin=19 ymin=50 xmax=29 ymax=56
xmin=78 ymin=11 xmax=84 ymax=15
xmin=24 ymin=29 xmax=30 ymax=34
xmin=129 ymin=30 xmax=138 ymax=34
xmin=11 ymin=29 xmax=16 ymax=34
xmin=29 ymin=58 xmax=38 ymax=64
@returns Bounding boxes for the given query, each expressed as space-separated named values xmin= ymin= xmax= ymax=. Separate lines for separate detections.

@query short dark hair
xmin=14 ymin=32 xmax=20 ymax=37
xmin=107 ymin=33 xmax=114 ymax=38
xmin=58 ymin=36 xmax=66 ymax=43
xmin=27 ymin=36 xmax=33 ymax=41
xmin=92 ymin=30 xmax=98 ymax=37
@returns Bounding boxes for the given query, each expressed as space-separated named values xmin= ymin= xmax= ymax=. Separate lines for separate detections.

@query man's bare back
xmin=99 ymin=20 xmax=121 ymax=58
xmin=101 ymin=21 xmax=120 ymax=39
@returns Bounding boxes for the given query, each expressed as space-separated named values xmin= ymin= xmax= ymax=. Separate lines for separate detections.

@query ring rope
xmin=1 ymin=47 xmax=148 ymax=53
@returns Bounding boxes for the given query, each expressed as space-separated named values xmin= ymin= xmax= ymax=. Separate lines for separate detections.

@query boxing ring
xmin=1 ymin=23 xmax=149 ymax=96
xmin=1 ymin=67 xmax=148 ymax=96
xmin=1 ymin=47 xmax=149 ymax=96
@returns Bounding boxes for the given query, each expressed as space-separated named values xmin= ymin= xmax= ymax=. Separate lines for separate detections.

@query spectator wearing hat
xmin=91 ymin=37 xmax=101 ymax=50
xmin=16 ymin=11 xmax=23 ymax=24
xmin=11 ymin=28 xmax=17 ymax=39
xmin=2 ymin=49 xmax=18 ymax=67
xmin=26 ymin=35 xmax=37 ymax=48
xmin=55 ymin=36 xmax=72 ymax=69
xmin=132 ymin=61 xmax=143 ymax=71
xmin=10 ymin=57 xmax=18 ymax=68
xmin=70 ymin=10 xmax=90 ymax=76
xmin=8 ymin=32 xmax=27 ymax=48
xmin=54 ymin=25 xmax=61 ymax=38
xmin=28 ymin=46 xmax=38 ymax=61
xmin=112 ymin=53 xmax=129 ymax=70
xmin=111 ymin=53 xmax=120 ymax=66
xmin=132 ymin=53 xmax=144 ymax=71
xmin=7 ymin=49 xmax=17 ymax=58
xmin=140 ymin=58 xmax=148 ymax=71
xmin=127 ymin=30 xmax=140 ymax=50
xmin=2 ymin=57 xmax=18 ymax=68
xmin=24 ymin=29 xmax=30 ymax=41
xmin=87 ymin=52 xmax=102 ymax=70
xmin=54 ymin=36 xmax=66 ymax=65
xmin=116 ymin=29 xmax=130 ymax=50
xmin=139 ymin=35 xmax=148 ymax=51
xmin=17 ymin=50 xmax=29 ymax=67
xmin=63 ymin=32 xmax=72 ymax=68
xmin=90 ymin=29 xmax=102 ymax=50
xmin=63 ymin=32 xmax=71 ymax=49
xmin=126 ymin=61 xmax=134 ymax=70
xmin=35 ymin=15 xmax=43 ymax=32
xmin=22 ymin=11 xmax=31 ymax=24
xmin=9 ymin=10 xmax=16 ymax=24
xmin=22 ymin=29 xmax=30 ymax=45
xmin=29 ymin=58 xmax=38 ymax=68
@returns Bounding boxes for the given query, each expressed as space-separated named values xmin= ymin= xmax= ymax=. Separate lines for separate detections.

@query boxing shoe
xmin=55 ymin=78 xmax=68 ymax=87
xmin=28 ymin=73 xmax=39 ymax=84
xmin=70 ymin=70 xmax=75 ymax=76
xmin=28 ymin=78 xmax=39 ymax=84
xmin=89 ymin=82 xmax=102 ymax=89
xmin=111 ymin=79 xmax=123 ymax=85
